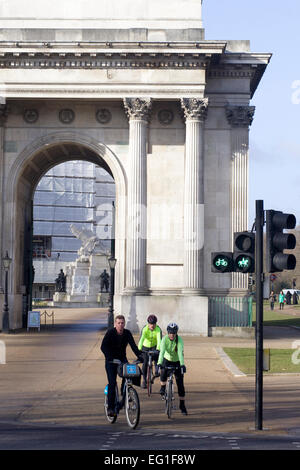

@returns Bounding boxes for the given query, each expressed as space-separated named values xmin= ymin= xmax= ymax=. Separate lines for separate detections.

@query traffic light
xmin=233 ymin=231 xmax=255 ymax=273
xmin=266 ymin=210 xmax=296 ymax=273
xmin=211 ymin=252 xmax=233 ymax=273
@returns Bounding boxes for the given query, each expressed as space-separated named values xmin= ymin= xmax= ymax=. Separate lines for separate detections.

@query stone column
xmin=123 ymin=98 xmax=152 ymax=292
xmin=226 ymin=105 xmax=255 ymax=289
xmin=0 ymin=104 xmax=8 ymax=293
xmin=181 ymin=98 xmax=208 ymax=292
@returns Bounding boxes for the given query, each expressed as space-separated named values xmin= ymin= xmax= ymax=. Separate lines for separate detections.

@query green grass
xmin=32 ymin=300 xmax=49 ymax=307
xmin=224 ymin=347 xmax=300 ymax=374
xmin=252 ymin=301 xmax=300 ymax=327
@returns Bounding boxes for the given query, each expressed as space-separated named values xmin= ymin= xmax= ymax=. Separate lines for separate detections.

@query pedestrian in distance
xmin=293 ymin=291 xmax=299 ymax=305
xmin=157 ymin=322 xmax=187 ymax=415
xmin=101 ymin=315 xmax=143 ymax=417
xmin=279 ymin=291 xmax=285 ymax=310
xmin=138 ymin=314 xmax=162 ymax=389
xmin=269 ymin=291 xmax=276 ymax=311
xmin=286 ymin=290 xmax=292 ymax=305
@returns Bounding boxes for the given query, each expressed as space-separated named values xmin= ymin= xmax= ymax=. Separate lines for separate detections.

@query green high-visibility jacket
xmin=138 ymin=325 xmax=162 ymax=350
xmin=158 ymin=335 xmax=184 ymax=366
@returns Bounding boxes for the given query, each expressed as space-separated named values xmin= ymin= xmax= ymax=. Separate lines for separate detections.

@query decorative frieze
xmin=23 ymin=109 xmax=39 ymax=124
xmin=158 ymin=109 xmax=174 ymax=125
xmin=226 ymin=105 xmax=255 ymax=128
xmin=95 ymin=108 xmax=112 ymax=124
xmin=59 ymin=109 xmax=75 ymax=124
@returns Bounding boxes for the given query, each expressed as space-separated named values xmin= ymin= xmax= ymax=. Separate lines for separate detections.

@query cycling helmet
xmin=147 ymin=314 xmax=157 ymax=324
xmin=167 ymin=322 xmax=178 ymax=334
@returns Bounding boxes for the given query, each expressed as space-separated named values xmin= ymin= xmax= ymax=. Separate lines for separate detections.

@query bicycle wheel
xmin=166 ymin=379 xmax=173 ymax=419
xmin=147 ymin=364 xmax=152 ymax=397
xmin=125 ymin=386 xmax=140 ymax=429
xmin=104 ymin=386 xmax=118 ymax=424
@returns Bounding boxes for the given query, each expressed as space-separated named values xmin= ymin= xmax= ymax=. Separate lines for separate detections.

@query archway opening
xmin=32 ymin=160 xmax=115 ymax=306
xmin=12 ymin=141 xmax=119 ymax=330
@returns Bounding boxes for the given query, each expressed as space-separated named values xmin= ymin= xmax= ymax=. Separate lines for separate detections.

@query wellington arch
xmin=0 ymin=0 xmax=271 ymax=334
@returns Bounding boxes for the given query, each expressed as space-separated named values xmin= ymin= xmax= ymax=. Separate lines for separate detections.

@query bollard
xmin=0 ymin=340 xmax=6 ymax=364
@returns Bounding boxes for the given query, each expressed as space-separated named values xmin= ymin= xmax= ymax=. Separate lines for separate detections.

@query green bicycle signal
xmin=211 ymin=252 xmax=233 ymax=273
xmin=215 ymin=257 xmax=228 ymax=267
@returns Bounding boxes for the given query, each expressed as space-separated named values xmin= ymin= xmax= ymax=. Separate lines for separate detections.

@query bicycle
xmin=162 ymin=365 xmax=181 ymax=419
xmin=104 ymin=359 xmax=141 ymax=429
xmin=145 ymin=350 xmax=159 ymax=397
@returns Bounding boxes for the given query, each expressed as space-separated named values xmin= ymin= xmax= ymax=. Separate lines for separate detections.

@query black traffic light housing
xmin=211 ymin=252 xmax=233 ymax=273
xmin=233 ymin=231 xmax=255 ymax=273
xmin=266 ymin=210 xmax=296 ymax=272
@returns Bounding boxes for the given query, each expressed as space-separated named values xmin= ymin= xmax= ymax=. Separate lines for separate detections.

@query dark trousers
xmin=105 ymin=361 xmax=125 ymax=409
xmin=160 ymin=359 xmax=185 ymax=398
xmin=141 ymin=347 xmax=159 ymax=378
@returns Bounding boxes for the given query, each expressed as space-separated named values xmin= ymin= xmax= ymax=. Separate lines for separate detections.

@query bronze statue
xmin=100 ymin=269 xmax=110 ymax=292
xmin=55 ymin=269 xmax=66 ymax=292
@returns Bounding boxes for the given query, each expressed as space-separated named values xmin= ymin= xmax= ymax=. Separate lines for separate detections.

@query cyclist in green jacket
xmin=157 ymin=322 xmax=187 ymax=415
xmin=138 ymin=314 xmax=162 ymax=388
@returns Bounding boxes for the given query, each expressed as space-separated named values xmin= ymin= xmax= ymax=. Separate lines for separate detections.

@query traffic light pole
xmin=255 ymin=200 xmax=264 ymax=430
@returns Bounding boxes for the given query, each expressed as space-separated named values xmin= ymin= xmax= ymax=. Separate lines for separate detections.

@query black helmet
xmin=167 ymin=322 xmax=178 ymax=334
xmin=147 ymin=314 xmax=157 ymax=324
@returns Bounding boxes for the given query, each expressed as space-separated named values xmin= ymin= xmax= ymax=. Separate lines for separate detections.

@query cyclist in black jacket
xmin=101 ymin=315 xmax=142 ymax=417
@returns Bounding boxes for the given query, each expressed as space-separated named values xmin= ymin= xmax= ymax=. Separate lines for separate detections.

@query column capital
xmin=0 ymin=104 xmax=8 ymax=127
xmin=123 ymin=98 xmax=152 ymax=122
xmin=181 ymin=97 xmax=209 ymax=121
xmin=226 ymin=105 xmax=255 ymax=128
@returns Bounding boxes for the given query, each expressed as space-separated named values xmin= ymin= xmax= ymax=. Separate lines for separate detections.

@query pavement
xmin=1 ymin=306 xmax=300 ymax=438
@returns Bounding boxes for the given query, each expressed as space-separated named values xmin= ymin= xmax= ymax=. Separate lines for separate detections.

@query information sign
xmin=27 ymin=311 xmax=41 ymax=331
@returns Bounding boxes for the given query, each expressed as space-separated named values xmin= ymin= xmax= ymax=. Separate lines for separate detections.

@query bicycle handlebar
xmin=160 ymin=364 xmax=186 ymax=374
xmin=110 ymin=358 xmax=143 ymax=365
xmin=110 ymin=359 xmax=122 ymax=365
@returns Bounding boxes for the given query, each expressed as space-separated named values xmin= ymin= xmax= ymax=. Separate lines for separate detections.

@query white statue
xmin=70 ymin=224 xmax=109 ymax=261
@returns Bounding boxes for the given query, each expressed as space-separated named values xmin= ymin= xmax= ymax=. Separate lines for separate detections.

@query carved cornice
xmin=0 ymin=52 xmax=210 ymax=70
xmin=181 ymin=98 xmax=209 ymax=121
xmin=226 ymin=105 xmax=255 ymax=127
xmin=123 ymin=98 xmax=152 ymax=122
xmin=208 ymin=68 xmax=255 ymax=80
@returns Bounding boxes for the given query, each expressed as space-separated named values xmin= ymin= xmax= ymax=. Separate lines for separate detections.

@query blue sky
xmin=203 ymin=0 xmax=300 ymax=228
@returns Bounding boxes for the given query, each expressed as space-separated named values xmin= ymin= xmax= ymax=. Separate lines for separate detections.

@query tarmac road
xmin=1 ymin=307 xmax=300 ymax=450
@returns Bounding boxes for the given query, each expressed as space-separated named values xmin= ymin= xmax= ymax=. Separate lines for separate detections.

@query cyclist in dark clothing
xmin=101 ymin=315 xmax=142 ymax=417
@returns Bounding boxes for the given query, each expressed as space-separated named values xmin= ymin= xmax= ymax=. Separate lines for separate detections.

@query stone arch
xmin=4 ymin=131 xmax=127 ymax=329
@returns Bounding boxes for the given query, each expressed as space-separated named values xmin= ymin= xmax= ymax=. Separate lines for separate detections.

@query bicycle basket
xmin=122 ymin=363 xmax=141 ymax=378
xmin=131 ymin=374 xmax=141 ymax=387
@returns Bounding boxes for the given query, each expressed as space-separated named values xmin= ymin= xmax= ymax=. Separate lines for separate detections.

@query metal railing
xmin=40 ymin=310 xmax=55 ymax=327
xmin=208 ymin=296 xmax=253 ymax=327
